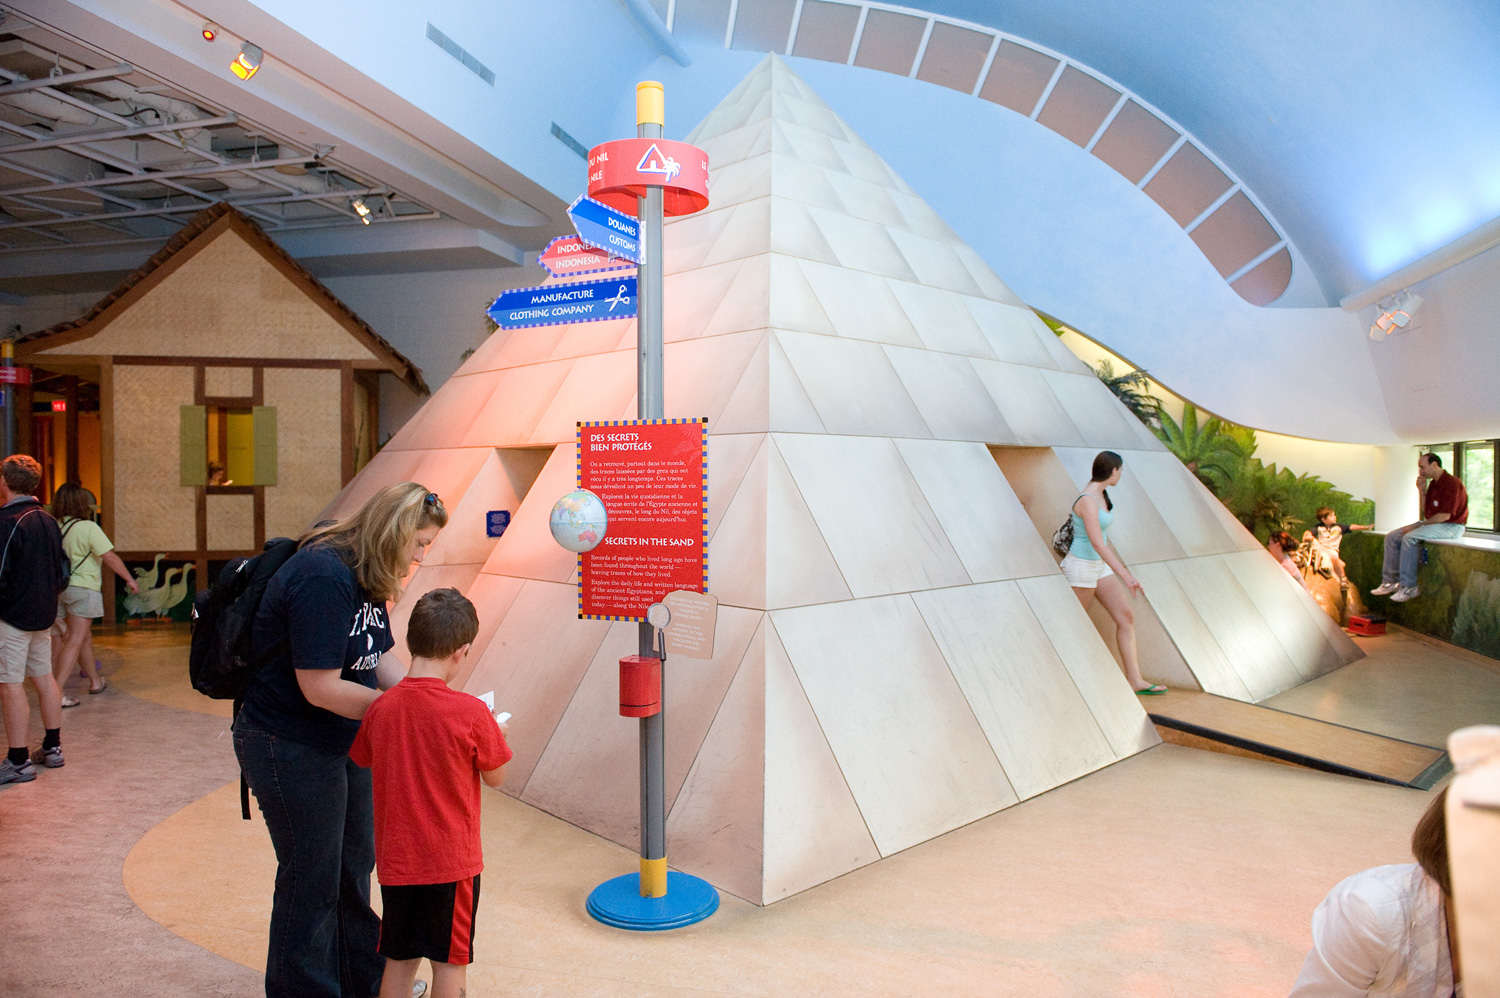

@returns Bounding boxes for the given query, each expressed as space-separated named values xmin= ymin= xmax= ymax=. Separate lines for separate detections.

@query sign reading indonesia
xmin=486 ymin=277 xmax=637 ymax=330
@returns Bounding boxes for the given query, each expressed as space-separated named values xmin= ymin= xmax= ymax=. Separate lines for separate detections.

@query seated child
xmin=1268 ymin=530 xmax=1310 ymax=591
xmin=350 ymin=588 xmax=511 ymax=998
xmin=1300 ymin=506 xmax=1372 ymax=588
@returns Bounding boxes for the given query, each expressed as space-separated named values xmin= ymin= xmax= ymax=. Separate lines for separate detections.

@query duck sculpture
xmin=124 ymin=565 xmax=181 ymax=618
xmin=158 ymin=563 xmax=195 ymax=618
xmin=131 ymin=553 xmax=165 ymax=592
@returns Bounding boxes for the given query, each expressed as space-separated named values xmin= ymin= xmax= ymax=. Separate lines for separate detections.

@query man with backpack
xmin=0 ymin=454 xmax=69 ymax=785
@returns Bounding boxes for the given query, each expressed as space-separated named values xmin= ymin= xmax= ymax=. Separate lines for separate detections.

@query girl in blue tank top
xmin=1060 ymin=451 xmax=1165 ymax=695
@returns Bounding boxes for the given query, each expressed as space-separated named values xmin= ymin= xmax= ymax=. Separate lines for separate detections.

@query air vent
xmin=551 ymin=123 xmax=588 ymax=160
xmin=425 ymin=24 xmax=495 ymax=86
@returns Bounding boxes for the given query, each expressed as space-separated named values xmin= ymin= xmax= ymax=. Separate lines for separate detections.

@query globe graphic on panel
xmin=549 ymin=489 xmax=608 ymax=553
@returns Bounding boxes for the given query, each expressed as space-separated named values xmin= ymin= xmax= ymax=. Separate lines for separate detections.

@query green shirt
xmin=59 ymin=517 xmax=113 ymax=592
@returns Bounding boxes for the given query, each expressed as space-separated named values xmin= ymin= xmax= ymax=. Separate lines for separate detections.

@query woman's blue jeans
xmin=234 ymin=722 xmax=383 ymax=998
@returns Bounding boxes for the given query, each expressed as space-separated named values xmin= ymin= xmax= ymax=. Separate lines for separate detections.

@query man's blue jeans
xmin=234 ymin=723 xmax=383 ymax=998
xmin=1381 ymin=523 xmax=1466 ymax=587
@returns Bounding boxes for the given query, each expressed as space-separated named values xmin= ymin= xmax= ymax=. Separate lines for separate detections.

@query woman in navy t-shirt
xmin=234 ymin=481 xmax=447 ymax=998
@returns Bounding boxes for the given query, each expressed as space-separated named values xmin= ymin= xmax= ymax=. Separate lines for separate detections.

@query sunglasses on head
xmin=423 ymin=492 xmax=445 ymax=513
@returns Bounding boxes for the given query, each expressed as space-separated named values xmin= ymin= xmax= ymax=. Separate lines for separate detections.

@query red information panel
xmin=578 ymin=418 xmax=708 ymax=621
xmin=587 ymin=138 xmax=710 ymax=217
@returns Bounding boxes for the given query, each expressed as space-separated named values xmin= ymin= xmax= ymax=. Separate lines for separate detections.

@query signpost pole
xmin=635 ymin=81 xmax=668 ymax=901
xmin=1 ymin=339 xmax=13 ymax=457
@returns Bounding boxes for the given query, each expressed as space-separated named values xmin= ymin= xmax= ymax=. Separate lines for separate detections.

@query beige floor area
xmin=4 ymin=625 xmax=1481 ymax=997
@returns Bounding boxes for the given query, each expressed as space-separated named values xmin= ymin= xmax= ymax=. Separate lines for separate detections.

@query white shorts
xmin=0 ymin=620 xmax=52 ymax=683
xmin=57 ymin=585 xmax=105 ymax=621
xmin=1061 ymin=553 xmax=1114 ymax=589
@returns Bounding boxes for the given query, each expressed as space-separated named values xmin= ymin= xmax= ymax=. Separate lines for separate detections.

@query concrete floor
xmin=2 ymin=624 xmax=1490 ymax=997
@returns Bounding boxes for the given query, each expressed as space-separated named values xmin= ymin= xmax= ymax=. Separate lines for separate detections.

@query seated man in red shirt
xmin=351 ymin=588 xmax=511 ymax=998
xmin=1371 ymin=452 xmax=1468 ymax=603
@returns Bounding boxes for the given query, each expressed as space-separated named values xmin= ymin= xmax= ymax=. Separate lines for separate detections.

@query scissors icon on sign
xmin=606 ymin=284 xmax=631 ymax=312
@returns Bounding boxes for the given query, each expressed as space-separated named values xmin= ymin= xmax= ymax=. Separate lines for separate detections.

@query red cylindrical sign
xmin=619 ymin=655 xmax=662 ymax=717
xmin=588 ymin=138 xmax=709 ymax=217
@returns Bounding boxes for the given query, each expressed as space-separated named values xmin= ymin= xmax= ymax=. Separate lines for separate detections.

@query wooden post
xmin=64 ymin=375 xmax=80 ymax=484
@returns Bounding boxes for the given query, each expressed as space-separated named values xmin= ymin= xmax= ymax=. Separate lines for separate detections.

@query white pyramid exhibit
xmin=325 ymin=56 xmax=1361 ymax=904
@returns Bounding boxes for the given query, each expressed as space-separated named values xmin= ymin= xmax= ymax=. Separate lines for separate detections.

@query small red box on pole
xmin=619 ymin=655 xmax=661 ymax=717
xmin=1347 ymin=615 xmax=1386 ymax=636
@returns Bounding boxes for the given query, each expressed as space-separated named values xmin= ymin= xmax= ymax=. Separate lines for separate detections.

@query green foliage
xmin=1216 ymin=459 xmax=1375 ymax=543
xmin=1153 ymin=405 xmax=1251 ymax=493
xmin=1092 ymin=360 xmax=1162 ymax=428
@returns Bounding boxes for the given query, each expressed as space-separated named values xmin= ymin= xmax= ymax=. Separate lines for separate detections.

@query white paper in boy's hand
xmin=477 ymin=691 xmax=495 ymax=710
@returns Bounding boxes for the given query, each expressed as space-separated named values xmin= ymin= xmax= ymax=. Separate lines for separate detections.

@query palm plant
xmin=1154 ymin=405 xmax=1250 ymax=493
xmin=1092 ymin=360 xmax=1163 ymax=428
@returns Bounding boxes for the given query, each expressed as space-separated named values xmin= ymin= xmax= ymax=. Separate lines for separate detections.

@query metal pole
xmin=635 ymin=81 xmax=668 ymax=899
xmin=2 ymin=339 xmax=14 ymax=458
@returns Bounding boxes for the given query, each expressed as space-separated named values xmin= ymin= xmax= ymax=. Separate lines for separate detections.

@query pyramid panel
xmin=422 ymin=448 xmax=545 ymax=568
xmin=885 ymin=347 xmax=1012 ymax=443
xmin=807 ymin=204 xmax=920 ymax=281
xmin=768 ymin=198 xmax=842 ymax=264
xmin=767 ymin=254 xmax=836 ymax=334
xmin=716 ymin=334 xmax=772 ymax=433
xmin=770 ymin=596 xmax=1018 ymax=856
xmin=663 ymin=260 xmax=742 ymax=342
xmin=893 ymin=438 xmax=1059 ymax=582
xmin=766 ymin=333 xmax=827 ymax=433
xmin=481 ymin=445 xmax=575 ymax=583
xmin=1042 ymin=370 xmax=1156 ymax=452
xmin=764 ymin=441 xmax=853 ymax=610
xmin=703 ymin=199 xmax=771 ymax=266
xmin=761 ymin=621 xmax=881 ymax=902
xmin=706 ymin=436 xmax=770 ymax=609
xmin=459 ymin=363 xmax=571 ymax=445
xmin=452 ymin=573 xmax=525 ymax=689
xmin=390 ymin=564 xmax=484 ymax=661
xmin=665 ymin=620 xmax=768 ymax=904
xmin=1129 ymin=563 xmax=1253 ymax=699
xmin=965 ymin=298 xmax=1056 ymax=367
xmin=776 ymin=331 xmax=930 ymax=437
xmin=1128 ymin=451 xmax=1237 ymax=557
xmin=1014 ymin=574 xmax=1161 ymax=756
xmin=911 ymin=581 xmax=1116 ymax=800
xmin=1166 ymin=556 xmax=1303 ymax=700
xmin=1224 ymin=550 xmax=1352 ymax=677
xmin=701 ymin=255 xmax=772 ymax=337
xmin=767 ymin=153 xmax=848 ymax=212
xmin=522 ymin=606 xmax=757 ymax=846
xmin=972 ymin=360 xmax=1086 ymax=446
xmin=888 ymin=280 xmax=994 ymax=356
xmin=775 ymin=434 xmax=970 ymax=598
xmin=797 ymin=261 xmax=924 ymax=346
xmin=707 ymin=432 xmax=767 ymax=541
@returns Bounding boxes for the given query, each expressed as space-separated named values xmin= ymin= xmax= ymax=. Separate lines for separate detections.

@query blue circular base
xmin=586 ymin=872 xmax=719 ymax=931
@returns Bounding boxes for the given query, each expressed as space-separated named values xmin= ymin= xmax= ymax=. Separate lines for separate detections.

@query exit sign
xmin=51 ymin=400 xmax=66 ymax=412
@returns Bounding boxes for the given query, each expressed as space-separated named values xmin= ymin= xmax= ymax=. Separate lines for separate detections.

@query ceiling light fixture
xmin=201 ymin=21 xmax=218 ymax=42
xmin=1369 ymin=289 xmax=1425 ymax=341
xmin=351 ymin=196 xmax=372 ymax=224
xmin=231 ymin=42 xmax=263 ymax=80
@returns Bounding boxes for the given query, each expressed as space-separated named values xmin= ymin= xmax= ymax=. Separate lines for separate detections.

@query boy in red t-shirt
xmin=350 ymin=588 xmax=511 ymax=998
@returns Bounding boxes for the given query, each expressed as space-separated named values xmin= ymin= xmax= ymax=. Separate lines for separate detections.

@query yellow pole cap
xmin=636 ymin=81 xmax=664 ymax=127
xmin=1 ymin=340 xmax=13 ymax=358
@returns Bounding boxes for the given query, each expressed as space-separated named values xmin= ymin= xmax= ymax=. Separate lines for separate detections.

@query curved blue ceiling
xmin=877 ymin=0 xmax=1500 ymax=303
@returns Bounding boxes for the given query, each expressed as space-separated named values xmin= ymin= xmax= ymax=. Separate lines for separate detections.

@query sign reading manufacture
xmin=577 ymin=418 xmax=708 ymax=621
xmin=486 ymin=277 xmax=637 ymax=331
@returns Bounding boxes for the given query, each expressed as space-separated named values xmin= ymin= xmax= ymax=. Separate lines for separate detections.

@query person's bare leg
xmin=377 ymin=957 xmax=421 ymax=998
xmin=1094 ymin=575 xmax=1147 ymax=689
xmin=53 ymin=616 xmax=92 ymax=690
xmin=1331 ymin=554 xmax=1347 ymax=584
xmin=0 ymin=681 xmax=29 ymax=749
xmin=1071 ymin=586 xmax=1095 ymax=609
xmin=75 ymin=621 xmax=102 ymax=690
xmin=33 ymin=671 xmax=62 ymax=731
xmin=430 ymin=961 xmax=466 ymax=998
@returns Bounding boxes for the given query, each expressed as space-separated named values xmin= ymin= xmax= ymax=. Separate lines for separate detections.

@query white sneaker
xmin=1390 ymin=586 xmax=1420 ymax=603
xmin=1370 ymin=582 xmax=1400 ymax=596
xmin=412 ymin=981 xmax=428 ymax=998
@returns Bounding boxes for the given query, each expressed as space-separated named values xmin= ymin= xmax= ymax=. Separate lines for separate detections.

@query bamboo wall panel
xmin=263 ymin=367 xmax=343 ymax=539
xmin=39 ymin=230 xmax=380 ymax=362
xmin=113 ymin=365 xmax=196 ymax=552
xmin=205 ymin=492 xmax=255 ymax=552
xmin=205 ymin=365 xmax=254 ymax=397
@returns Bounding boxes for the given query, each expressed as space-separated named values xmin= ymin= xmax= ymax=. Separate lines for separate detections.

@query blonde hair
xmin=299 ymin=482 xmax=447 ymax=602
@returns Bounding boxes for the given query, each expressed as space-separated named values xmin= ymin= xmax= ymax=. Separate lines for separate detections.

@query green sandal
xmin=1134 ymin=684 xmax=1168 ymax=695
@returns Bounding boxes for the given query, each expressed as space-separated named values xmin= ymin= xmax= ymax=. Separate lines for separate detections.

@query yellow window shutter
xmin=179 ymin=405 xmax=206 ymax=485
xmin=252 ymin=406 xmax=278 ymax=486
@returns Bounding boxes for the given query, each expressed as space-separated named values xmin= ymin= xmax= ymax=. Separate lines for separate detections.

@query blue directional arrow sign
xmin=567 ymin=194 xmax=642 ymax=264
xmin=486 ymin=277 xmax=638 ymax=330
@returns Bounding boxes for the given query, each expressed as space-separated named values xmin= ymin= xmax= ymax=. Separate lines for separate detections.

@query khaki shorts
xmin=57 ymin=585 xmax=105 ymax=621
xmin=1061 ymin=553 xmax=1114 ymax=589
xmin=0 ymin=619 xmax=52 ymax=683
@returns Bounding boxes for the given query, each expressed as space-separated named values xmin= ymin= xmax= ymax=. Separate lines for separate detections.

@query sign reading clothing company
xmin=577 ymin=418 xmax=708 ymax=621
xmin=486 ymin=277 xmax=637 ymax=330
xmin=567 ymin=194 xmax=642 ymax=264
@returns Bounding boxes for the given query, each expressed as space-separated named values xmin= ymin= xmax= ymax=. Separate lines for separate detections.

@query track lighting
xmin=231 ymin=42 xmax=263 ymax=81
xmin=351 ymin=197 xmax=372 ymax=224
xmin=201 ymin=21 xmax=218 ymax=42
xmin=1368 ymin=289 xmax=1425 ymax=341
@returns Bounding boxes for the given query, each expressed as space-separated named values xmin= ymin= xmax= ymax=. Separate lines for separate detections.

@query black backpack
xmin=189 ymin=537 xmax=298 ymax=701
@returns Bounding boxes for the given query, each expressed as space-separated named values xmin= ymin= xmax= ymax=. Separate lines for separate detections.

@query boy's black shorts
xmin=378 ymin=874 xmax=481 ymax=965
